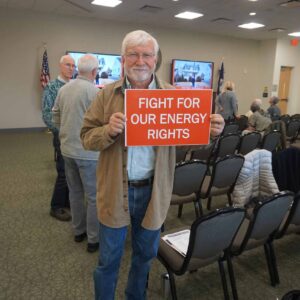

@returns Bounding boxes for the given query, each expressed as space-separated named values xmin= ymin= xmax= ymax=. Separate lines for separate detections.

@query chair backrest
xmin=261 ymin=130 xmax=281 ymax=152
xmin=237 ymin=115 xmax=249 ymax=131
xmin=277 ymin=192 xmax=300 ymax=238
xmin=181 ymin=208 xmax=245 ymax=272
xmin=222 ymin=122 xmax=240 ymax=136
xmin=214 ymin=133 xmax=241 ymax=160
xmin=190 ymin=142 xmax=216 ymax=163
xmin=238 ymin=131 xmax=261 ymax=155
xmin=286 ymin=119 xmax=300 ymax=140
xmin=210 ymin=154 xmax=245 ymax=190
xmin=172 ymin=160 xmax=208 ymax=196
xmin=290 ymin=114 xmax=300 ymax=121
xmin=232 ymin=191 xmax=294 ymax=255
xmin=280 ymin=114 xmax=290 ymax=126
xmin=175 ymin=148 xmax=187 ymax=163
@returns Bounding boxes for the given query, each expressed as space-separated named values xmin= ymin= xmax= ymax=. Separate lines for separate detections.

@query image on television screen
xmin=67 ymin=51 xmax=122 ymax=88
xmin=171 ymin=59 xmax=214 ymax=89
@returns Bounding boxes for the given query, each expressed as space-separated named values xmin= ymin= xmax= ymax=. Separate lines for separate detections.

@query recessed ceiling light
xmin=91 ymin=0 xmax=122 ymax=7
xmin=249 ymin=12 xmax=256 ymax=16
xmin=288 ymin=32 xmax=300 ymax=37
xmin=238 ymin=22 xmax=265 ymax=29
xmin=175 ymin=11 xmax=203 ymax=19
xmin=248 ymin=0 xmax=258 ymax=2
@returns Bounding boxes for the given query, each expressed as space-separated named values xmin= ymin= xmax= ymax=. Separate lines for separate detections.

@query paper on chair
xmin=162 ymin=229 xmax=190 ymax=257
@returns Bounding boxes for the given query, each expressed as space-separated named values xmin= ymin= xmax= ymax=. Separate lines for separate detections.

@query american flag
xmin=40 ymin=49 xmax=50 ymax=88
xmin=217 ymin=62 xmax=224 ymax=95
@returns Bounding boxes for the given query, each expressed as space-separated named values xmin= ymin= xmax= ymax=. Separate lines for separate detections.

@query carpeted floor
xmin=0 ymin=131 xmax=299 ymax=300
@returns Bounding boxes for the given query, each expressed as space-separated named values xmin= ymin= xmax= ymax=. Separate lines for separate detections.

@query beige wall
xmin=0 ymin=8 xmax=296 ymax=129
xmin=273 ymin=38 xmax=300 ymax=115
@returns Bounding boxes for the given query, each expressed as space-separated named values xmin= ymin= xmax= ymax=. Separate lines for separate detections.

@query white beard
xmin=125 ymin=66 xmax=156 ymax=82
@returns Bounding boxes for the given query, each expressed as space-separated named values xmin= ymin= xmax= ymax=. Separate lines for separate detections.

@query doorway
xmin=278 ymin=66 xmax=293 ymax=115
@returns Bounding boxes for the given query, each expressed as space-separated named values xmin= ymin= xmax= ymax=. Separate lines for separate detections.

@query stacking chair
xmin=171 ymin=160 xmax=208 ymax=218
xmin=280 ymin=114 xmax=290 ymax=126
xmin=238 ymin=131 xmax=261 ymax=155
xmin=222 ymin=122 xmax=240 ymax=136
xmin=290 ymin=113 xmax=300 ymax=120
xmin=158 ymin=207 xmax=245 ymax=300
xmin=261 ymin=130 xmax=281 ymax=152
xmin=225 ymin=191 xmax=294 ymax=300
xmin=175 ymin=148 xmax=187 ymax=163
xmin=200 ymin=154 xmax=245 ymax=210
xmin=276 ymin=192 xmax=300 ymax=238
xmin=211 ymin=133 xmax=241 ymax=162
xmin=190 ymin=141 xmax=216 ymax=164
xmin=285 ymin=119 xmax=300 ymax=144
xmin=236 ymin=115 xmax=248 ymax=132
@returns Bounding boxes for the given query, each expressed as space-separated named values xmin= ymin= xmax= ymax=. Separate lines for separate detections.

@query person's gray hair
xmin=60 ymin=55 xmax=74 ymax=64
xmin=253 ymin=98 xmax=262 ymax=107
xmin=121 ymin=30 xmax=159 ymax=56
xmin=270 ymin=96 xmax=279 ymax=105
xmin=250 ymin=102 xmax=260 ymax=113
xmin=78 ymin=54 xmax=99 ymax=74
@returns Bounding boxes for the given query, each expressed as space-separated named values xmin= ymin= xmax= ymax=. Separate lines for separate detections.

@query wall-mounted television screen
xmin=66 ymin=51 xmax=122 ymax=88
xmin=171 ymin=59 xmax=214 ymax=89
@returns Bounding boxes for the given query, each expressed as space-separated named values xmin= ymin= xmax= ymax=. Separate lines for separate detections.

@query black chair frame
xmin=158 ymin=207 xmax=245 ymax=300
xmin=224 ymin=191 xmax=294 ymax=300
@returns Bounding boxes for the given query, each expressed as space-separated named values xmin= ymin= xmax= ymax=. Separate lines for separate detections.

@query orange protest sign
xmin=125 ymin=89 xmax=212 ymax=146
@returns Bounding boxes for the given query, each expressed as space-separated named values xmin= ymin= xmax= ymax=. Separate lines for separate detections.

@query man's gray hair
xmin=121 ymin=30 xmax=159 ymax=56
xmin=78 ymin=54 xmax=99 ymax=74
xmin=60 ymin=55 xmax=74 ymax=64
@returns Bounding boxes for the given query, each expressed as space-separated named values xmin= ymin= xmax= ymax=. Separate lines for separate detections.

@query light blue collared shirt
xmin=126 ymin=76 xmax=156 ymax=180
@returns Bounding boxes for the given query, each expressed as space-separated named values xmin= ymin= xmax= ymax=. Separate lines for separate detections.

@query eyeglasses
xmin=125 ymin=52 xmax=155 ymax=62
xmin=64 ymin=63 xmax=76 ymax=68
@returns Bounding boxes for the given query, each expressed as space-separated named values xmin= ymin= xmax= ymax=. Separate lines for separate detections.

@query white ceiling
xmin=1 ymin=0 xmax=300 ymax=40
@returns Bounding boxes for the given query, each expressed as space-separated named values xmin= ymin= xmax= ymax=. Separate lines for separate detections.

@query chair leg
xmin=218 ymin=259 xmax=230 ymax=300
xmin=263 ymin=244 xmax=277 ymax=287
xmin=168 ymin=271 xmax=178 ymax=300
xmin=225 ymin=254 xmax=239 ymax=300
xmin=207 ymin=196 xmax=212 ymax=210
xmin=268 ymin=242 xmax=280 ymax=285
xmin=177 ymin=204 xmax=183 ymax=218
xmin=194 ymin=199 xmax=203 ymax=218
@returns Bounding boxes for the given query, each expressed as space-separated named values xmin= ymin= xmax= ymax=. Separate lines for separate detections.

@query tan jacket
xmin=80 ymin=77 xmax=176 ymax=230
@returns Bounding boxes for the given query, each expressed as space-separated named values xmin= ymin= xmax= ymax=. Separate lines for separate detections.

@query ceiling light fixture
xmin=175 ymin=11 xmax=203 ymax=19
xmin=249 ymin=12 xmax=256 ymax=16
xmin=238 ymin=22 xmax=265 ymax=29
xmin=91 ymin=0 xmax=122 ymax=7
xmin=288 ymin=32 xmax=300 ymax=37
xmin=248 ymin=0 xmax=259 ymax=2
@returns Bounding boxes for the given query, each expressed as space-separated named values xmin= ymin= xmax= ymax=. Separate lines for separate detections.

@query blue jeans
xmin=63 ymin=156 xmax=99 ymax=243
xmin=94 ymin=184 xmax=161 ymax=300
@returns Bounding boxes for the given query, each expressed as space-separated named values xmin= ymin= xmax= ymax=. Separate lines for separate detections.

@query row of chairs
xmin=222 ymin=117 xmax=300 ymax=149
xmin=171 ymin=155 xmax=244 ymax=217
xmin=179 ymin=131 xmax=282 ymax=166
xmin=158 ymin=191 xmax=300 ymax=299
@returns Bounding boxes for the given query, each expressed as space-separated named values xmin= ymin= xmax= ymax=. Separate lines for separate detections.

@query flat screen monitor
xmin=66 ymin=51 xmax=122 ymax=88
xmin=171 ymin=59 xmax=214 ymax=89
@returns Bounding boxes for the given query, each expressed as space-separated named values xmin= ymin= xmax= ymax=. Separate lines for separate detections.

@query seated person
xmin=245 ymin=98 xmax=262 ymax=118
xmin=267 ymin=96 xmax=281 ymax=121
xmin=245 ymin=102 xmax=272 ymax=133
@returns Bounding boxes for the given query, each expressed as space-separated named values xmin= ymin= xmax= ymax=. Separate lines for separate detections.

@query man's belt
xmin=128 ymin=177 xmax=154 ymax=187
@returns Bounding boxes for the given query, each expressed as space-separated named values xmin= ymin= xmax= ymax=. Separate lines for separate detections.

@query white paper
xmin=162 ymin=229 xmax=190 ymax=256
